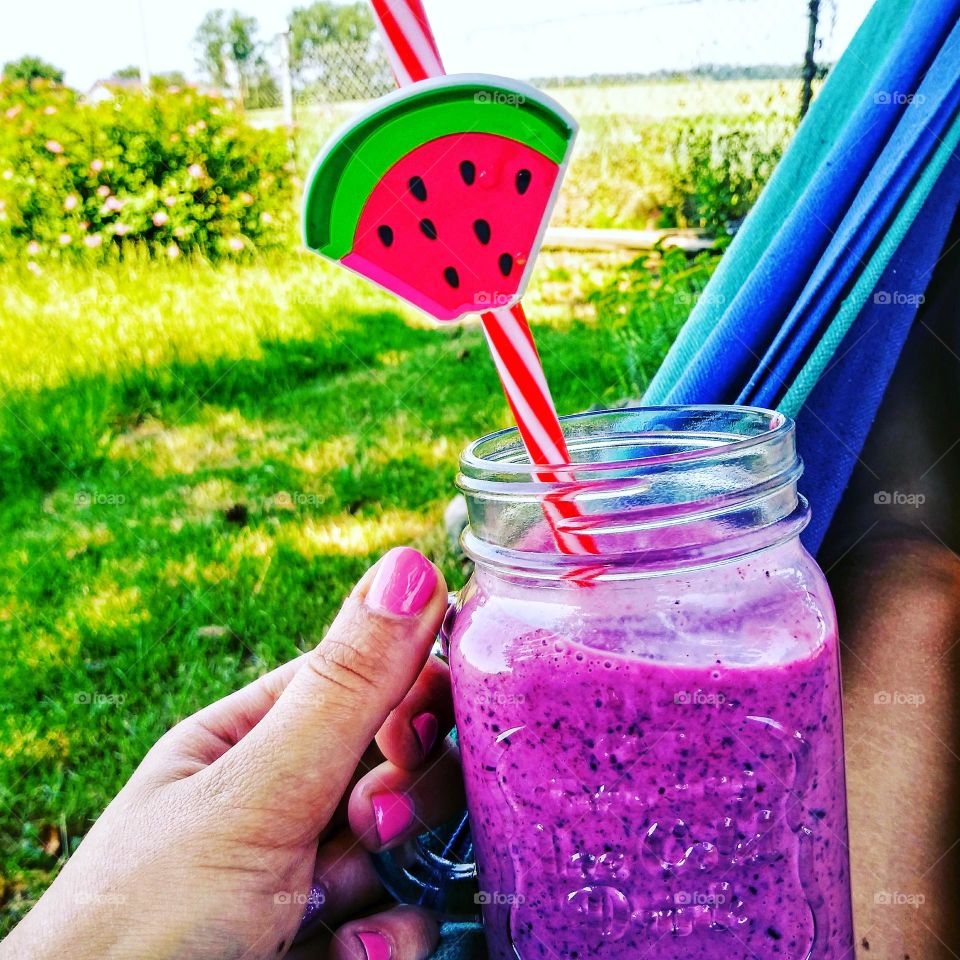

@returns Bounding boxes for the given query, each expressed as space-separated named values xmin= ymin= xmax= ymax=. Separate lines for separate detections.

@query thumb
xmin=210 ymin=547 xmax=447 ymax=832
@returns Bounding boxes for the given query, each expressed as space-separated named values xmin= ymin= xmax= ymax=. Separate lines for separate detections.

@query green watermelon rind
xmin=303 ymin=75 xmax=577 ymax=260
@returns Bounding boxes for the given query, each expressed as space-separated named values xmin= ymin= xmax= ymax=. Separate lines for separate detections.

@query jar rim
xmin=456 ymin=404 xmax=808 ymax=579
xmin=459 ymin=404 xmax=789 ymax=480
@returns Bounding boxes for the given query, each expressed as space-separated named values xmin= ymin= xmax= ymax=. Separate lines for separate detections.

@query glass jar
xmin=448 ymin=405 xmax=854 ymax=960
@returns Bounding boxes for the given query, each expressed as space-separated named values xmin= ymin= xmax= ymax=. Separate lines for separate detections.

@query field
xmin=0 ymin=78 xmax=791 ymax=931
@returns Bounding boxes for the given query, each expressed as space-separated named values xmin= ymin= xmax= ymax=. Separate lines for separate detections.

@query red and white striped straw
xmin=369 ymin=0 xmax=597 ymax=561
xmin=371 ymin=0 xmax=445 ymax=85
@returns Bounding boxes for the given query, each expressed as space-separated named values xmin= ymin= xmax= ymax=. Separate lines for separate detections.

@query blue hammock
xmin=643 ymin=0 xmax=960 ymax=551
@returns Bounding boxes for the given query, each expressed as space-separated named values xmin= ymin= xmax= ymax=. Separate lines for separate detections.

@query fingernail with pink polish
xmin=366 ymin=547 xmax=437 ymax=618
xmin=357 ymin=930 xmax=391 ymax=960
xmin=411 ymin=711 xmax=438 ymax=757
xmin=372 ymin=790 xmax=415 ymax=846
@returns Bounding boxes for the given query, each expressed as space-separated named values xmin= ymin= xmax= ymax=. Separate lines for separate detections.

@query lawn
xmin=0 ymin=242 xmax=717 ymax=930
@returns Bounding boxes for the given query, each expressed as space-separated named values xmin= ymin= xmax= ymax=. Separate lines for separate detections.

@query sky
xmin=0 ymin=0 xmax=875 ymax=91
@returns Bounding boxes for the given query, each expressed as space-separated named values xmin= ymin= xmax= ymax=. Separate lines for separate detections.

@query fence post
xmin=800 ymin=0 xmax=821 ymax=119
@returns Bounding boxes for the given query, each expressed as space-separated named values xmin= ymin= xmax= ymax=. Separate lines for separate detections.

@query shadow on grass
xmin=0 ymin=309 xmax=435 ymax=501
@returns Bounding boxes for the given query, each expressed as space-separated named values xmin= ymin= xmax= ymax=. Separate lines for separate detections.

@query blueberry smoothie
xmin=449 ymin=541 xmax=854 ymax=960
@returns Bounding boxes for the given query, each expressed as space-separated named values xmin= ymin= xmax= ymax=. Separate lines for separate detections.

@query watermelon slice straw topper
xmin=303 ymin=75 xmax=578 ymax=323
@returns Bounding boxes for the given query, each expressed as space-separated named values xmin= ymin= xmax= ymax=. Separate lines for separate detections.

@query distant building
xmin=84 ymin=76 xmax=232 ymax=103
xmin=85 ymin=76 xmax=142 ymax=103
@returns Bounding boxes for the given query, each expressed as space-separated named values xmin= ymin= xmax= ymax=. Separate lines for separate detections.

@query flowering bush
xmin=0 ymin=79 xmax=296 ymax=262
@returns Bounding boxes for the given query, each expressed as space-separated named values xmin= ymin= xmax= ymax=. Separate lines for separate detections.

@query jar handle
xmin=371 ymin=594 xmax=480 ymax=920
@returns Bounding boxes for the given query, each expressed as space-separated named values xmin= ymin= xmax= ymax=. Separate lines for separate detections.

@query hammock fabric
xmin=643 ymin=0 xmax=960 ymax=551
xmin=434 ymin=1 xmax=960 ymax=955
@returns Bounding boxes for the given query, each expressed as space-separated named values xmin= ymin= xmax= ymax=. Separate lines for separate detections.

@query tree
xmin=288 ymin=1 xmax=375 ymax=75
xmin=2 ymin=55 xmax=64 ymax=86
xmin=194 ymin=9 xmax=276 ymax=108
xmin=152 ymin=70 xmax=188 ymax=90
xmin=113 ymin=65 xmax=142 ymax=80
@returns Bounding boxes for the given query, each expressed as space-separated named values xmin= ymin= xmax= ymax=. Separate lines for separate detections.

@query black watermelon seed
xmin=474 ymin=219 xmax=491 ymax=244
xmin=516 ymin=169 xmax=532 ymax=194
xmin=443 ymin=267 xmax=460 ymax=288
xmin=498 ymin=253 xmax=514 ymax=276
xmin=377 ymin=225 xmax=394 ymax=247
xmin=460 ymin=160 xmax=476 ymax=185
xmin=420 ymin=218 xmax=437 ymax=240
xmin=408 ymin=175 xmax=427 ymax=201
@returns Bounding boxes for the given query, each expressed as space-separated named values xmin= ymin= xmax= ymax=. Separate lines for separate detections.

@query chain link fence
xmin=249 ymin=1 xmax=844 ymax=120
xmin=246 ymin=0 xmax=852 ymax=232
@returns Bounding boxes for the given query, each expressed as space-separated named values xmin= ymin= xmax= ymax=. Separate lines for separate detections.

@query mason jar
xmin=447 ymin=405 xmax=854 ymax=960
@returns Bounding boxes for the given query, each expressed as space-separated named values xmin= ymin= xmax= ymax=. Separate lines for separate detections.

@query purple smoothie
xmin=449 ymin=541 xmax=854 ymax=959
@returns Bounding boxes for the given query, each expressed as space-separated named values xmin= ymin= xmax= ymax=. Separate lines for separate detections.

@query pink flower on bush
xmin=260 ymin=212 xmax=273 ymax=224
xmin=43 ymin=105 xmax=57 ymax=115
xmin=64 ymin=194 xmax=78 ymax=211
xmin=114 ymin=223 xmax=130 ymax=236
xmin=2 ymin=169 xmax=13 ymax=181
xmin=83 ymin=234 xmax=102 ymax=248
xmin=173 ymin=226 xmax=186 ymax=239
xmin=166 ymin=243 xmax=180 ymax=259
xmin=164 ymin=195 xmax=177 ymax=207
xmin=45 ymin=140 xmax=64 ymax=155
xmin=96 ymin=184 xmax=111 ymax=198
xmin=5 ymin=105 xmax=22 ymax=120
xmin=58 ymin=233 xmax=71 ymax=245
xmin=27 ymin=260 xmax=41 ymax=276
xmin=239 ymin=192 xmax=253 ymax=205
xmin=90 ymin=159 xmax=104 ymax=172
xmin=227 ymin=236 xmax=244 ymax=252
xmin=27 ymin=240 xmax=41 ymax=255
xmin=186 ymin=124 xmax=197 ymax=137
xmin=187 ymin=163 xmax=204 ymax=178
xmin=103 ymin=196 xmax=124 ymax=213
xmin=78 ymin=221 xmax=89 ymax=231
xmin=152 ymin=211 xmax=169 ymax=227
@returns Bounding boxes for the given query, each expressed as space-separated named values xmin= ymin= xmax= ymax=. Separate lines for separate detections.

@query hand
xmin=1 ymin=548 xmax=464 ymax=960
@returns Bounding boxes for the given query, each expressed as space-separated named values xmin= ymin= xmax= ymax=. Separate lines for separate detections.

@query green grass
xmin=0 ymin=244 xmax=718 ymax=930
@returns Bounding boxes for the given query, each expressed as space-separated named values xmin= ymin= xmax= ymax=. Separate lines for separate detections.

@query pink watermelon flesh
xmin=343 ymin=132 xmax=560 ymax=321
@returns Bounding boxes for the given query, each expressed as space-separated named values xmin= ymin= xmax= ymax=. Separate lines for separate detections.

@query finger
xmin=294 ymin=828 xmax=384 ymax=943
xmin=349 ymin=741 xmax=465 ymax=851
xmin=207 ymin=548 xmax=447 ymax=836
xmin=330 ymin=906 xmax=438 ymax=960
xmin=376 ymin=655 xmax=454 ymax=771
